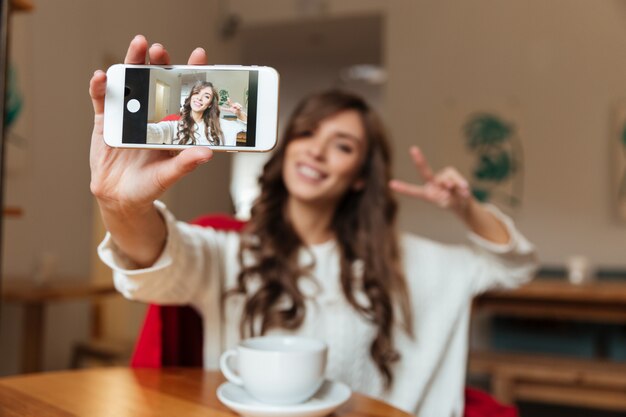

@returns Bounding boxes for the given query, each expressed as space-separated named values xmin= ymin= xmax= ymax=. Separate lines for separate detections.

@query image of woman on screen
xmin=146 ymin=81 xmax=247 ymax=146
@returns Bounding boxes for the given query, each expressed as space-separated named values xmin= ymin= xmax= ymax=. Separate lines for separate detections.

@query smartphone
xmin=103 ymin=64 xmax=279 ymax=151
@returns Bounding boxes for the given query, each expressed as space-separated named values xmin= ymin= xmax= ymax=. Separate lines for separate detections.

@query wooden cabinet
xmin=470 ymin=278 xmax=626 ymax=412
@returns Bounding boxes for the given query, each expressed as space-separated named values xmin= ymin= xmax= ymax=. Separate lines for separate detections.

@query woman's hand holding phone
xmin=89 ymin=35 xmax=213 ymax=267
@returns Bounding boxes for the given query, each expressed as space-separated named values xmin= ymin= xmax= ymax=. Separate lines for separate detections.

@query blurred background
xmin=1 ymin=1 xmax=626 ymax=416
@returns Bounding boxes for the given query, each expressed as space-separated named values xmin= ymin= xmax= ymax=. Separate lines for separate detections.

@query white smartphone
xmin=103 ymin=64 xmax=279 ymax=151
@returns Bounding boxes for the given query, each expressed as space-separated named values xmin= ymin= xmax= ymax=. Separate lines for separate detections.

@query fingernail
xmin=133 ymin=34 xmax=144 ymax=40
xmin=196 ymin=158 xmax=211 ymax=166
xmin=152 ymin=43 xmax=163 ymax=49
xmin=194 ymin=47 xmax=206 ymax=54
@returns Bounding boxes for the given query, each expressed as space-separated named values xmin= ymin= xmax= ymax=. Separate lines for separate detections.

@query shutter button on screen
xmin=127 ymin=99 xmax=141 ymax=113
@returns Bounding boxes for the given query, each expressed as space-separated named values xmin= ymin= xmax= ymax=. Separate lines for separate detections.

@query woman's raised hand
xmin=89 ymin=35 xmax=213 ymax=213
xmin=389 ymin=146 xmax=473 ymax=215
xmin=221 ymin=98 xmax=247 ymax=121
xmin=89 ymin=35 xmax=214 ymax=267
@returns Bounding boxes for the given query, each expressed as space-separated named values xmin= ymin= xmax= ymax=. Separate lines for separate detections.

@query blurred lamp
xmin=340 ymin=64 xmax=387 ymax=85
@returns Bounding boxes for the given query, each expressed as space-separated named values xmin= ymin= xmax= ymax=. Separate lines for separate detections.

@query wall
xmin=208 ymin=70 xmax=249 ymax=106
xmin=231 ymin=0 xmax=626 ymax=268
xmin=148 ymin=69 xmax=181 ymax=122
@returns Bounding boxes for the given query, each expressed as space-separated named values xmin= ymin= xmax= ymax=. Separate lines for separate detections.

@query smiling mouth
xmin=296 ymin=163 xmax=327 ymax=181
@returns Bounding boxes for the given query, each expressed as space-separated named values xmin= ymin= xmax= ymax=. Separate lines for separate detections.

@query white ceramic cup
xmin=219 ymin=336 xmax=328 ymax=405
xmin=567 ymin=255 xmax=592 ymax=285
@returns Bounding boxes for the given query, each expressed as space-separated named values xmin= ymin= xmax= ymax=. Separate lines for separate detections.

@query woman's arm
xmin=146 ymin=120 xmax=177 ymax=144
xmin=454 ymin=197 xmax=509 ymax=244
xmin=99 ymin=202 xmax=236 ymax=305
xmin=89 ymin=35 xmax=213 ymax=268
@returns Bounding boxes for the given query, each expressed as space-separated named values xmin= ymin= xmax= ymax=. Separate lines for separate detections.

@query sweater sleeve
xmin=465 ymin=204 xmax=538 ymax=295
xmin=97 ymin=201 xmax=235 ymax=307
xmin=146 ymin=121 xmax=177 ymax=144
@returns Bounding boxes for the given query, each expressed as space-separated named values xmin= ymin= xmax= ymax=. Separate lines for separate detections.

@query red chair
xmin=160 ymin=113 xmax=181 ymax=122
xmin=464 ymin=387 xmax=518 ymax=417
xmin=130 ymin=213 xmax=245 ymax=368
xmin=129 ymin=214 xmax=518 ymax=416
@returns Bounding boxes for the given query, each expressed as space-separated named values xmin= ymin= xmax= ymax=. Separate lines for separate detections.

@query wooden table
xmin=0 ymin=368 xmax=412 ymax=417
xmin=2 ymin=279 xmax=117 ymax=373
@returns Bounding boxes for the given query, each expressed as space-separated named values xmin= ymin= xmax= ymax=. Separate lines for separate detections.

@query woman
xmin=89 ymin=36 xmax=537 ymax=417
xmin=146 ymin=80 xmax=246 ymax=146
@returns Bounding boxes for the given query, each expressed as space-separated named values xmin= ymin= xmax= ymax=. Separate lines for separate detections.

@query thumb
xmin=156 ymin=147 xmax=213 ymax=190
xmin=89 ymin=70 xmax=107 ymax=115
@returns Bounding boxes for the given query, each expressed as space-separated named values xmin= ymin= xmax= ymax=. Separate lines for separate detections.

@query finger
xmin=89 ymin=70 xmax=107 ymax=115
xmin=188 ymin=47 xmax=208 ymax=65
xmin=389 ymin=179 xmax=429 ymax=199
xmin=410 ymin=146 xmax=434 ymax=182
xmin=437 ymin=193 xmax=452 ymax=209
xmin=441 ymin=167 xmax=470 ymax=188
xmin=148 ymin=43 xmax=170 ymax=65
xmin=437 ymin=168 xmax=471 ymax=197
xmin=432 ymin=188 xmax=451 ymax=203
xmin=155 ymin=147 xmax=214 ymax=190
xmin=434 ymin=175 xmax=455 ymax=191
xmin=124 ymin=35 xmax=149 ymax=64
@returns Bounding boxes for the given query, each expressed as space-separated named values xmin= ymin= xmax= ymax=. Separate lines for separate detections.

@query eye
xmin=336 ymin=142 xmax=355 ymax=154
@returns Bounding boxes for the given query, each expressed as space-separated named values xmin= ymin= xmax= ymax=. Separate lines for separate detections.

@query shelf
xmin=3 ymin=206 xmax=23 ymax=217
xmin=10 ymin=0 xmax=34 ymax=12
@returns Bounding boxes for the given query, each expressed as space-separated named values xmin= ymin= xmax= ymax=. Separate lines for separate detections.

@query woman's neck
xmin=191 ymin=110 xmax=203 ymax=123
xmin=286 ymin=198 xmax=335 ymax=245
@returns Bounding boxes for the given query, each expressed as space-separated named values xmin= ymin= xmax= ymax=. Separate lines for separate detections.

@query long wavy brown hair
xmin=176 ymin=81 xmax=224 ymax=145
xmin=232 ymin=90 xmax=413 ymax=388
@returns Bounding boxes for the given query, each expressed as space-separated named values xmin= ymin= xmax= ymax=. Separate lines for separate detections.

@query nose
xmin=306 ymin=135 xmax=328 ymax=160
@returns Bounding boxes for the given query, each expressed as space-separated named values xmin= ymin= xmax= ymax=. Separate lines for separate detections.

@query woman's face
xmin=283 ymin=110 xmax=368 ymax=207
xmin=190 ymin=86 xmax=213 ymax=113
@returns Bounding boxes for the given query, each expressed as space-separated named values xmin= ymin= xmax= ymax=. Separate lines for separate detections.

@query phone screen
xmin=122 ymin=67 xmax=258 ymax=147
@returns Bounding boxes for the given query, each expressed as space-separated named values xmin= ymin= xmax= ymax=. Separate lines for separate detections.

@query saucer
xmin=216 ymin=380 xmax=352 ymax=417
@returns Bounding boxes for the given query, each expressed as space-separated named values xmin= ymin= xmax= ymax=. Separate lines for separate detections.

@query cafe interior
xmin=1 ymin=1 xmax=626 ymax=416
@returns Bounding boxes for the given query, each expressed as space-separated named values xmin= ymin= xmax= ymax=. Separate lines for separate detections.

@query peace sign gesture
xmin=389 ymin=146 xmax=473 ymax=215
xmin=221 ymin=98 xmax=247 ymax=122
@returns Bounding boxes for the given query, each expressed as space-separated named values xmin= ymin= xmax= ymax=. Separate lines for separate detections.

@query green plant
xmin=465 ymin=114 xmax=512 ymax=150
xmin=463 ymin=113 xmax=523 ymax=207
xmin=219 ymin=89 xmax=230 ymax=106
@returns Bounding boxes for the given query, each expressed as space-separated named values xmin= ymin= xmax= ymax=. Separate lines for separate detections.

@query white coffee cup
xmin=220 ymin=335 xmax=328 ymax=405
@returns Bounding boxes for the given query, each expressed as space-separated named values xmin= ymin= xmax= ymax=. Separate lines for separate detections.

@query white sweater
xmin=99 ymin=202 xmax=537 ymax=417
xmin=146 ymin=118 xmax=246 ymax=146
